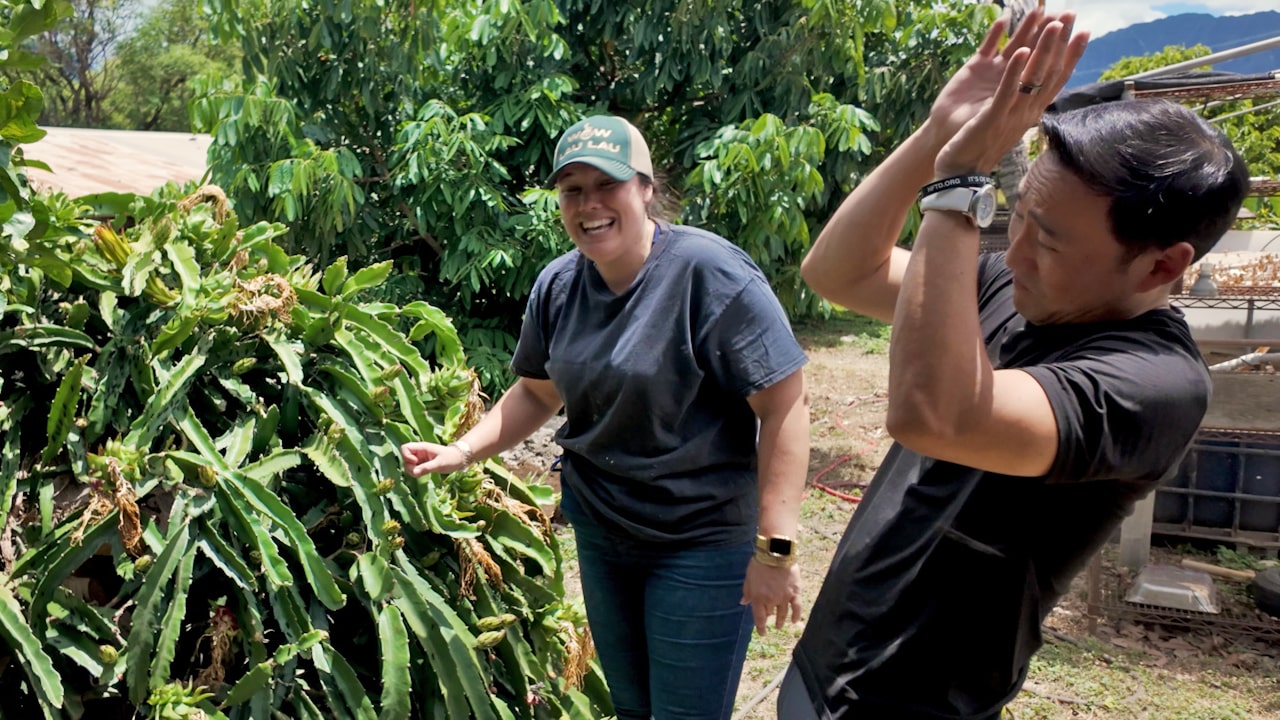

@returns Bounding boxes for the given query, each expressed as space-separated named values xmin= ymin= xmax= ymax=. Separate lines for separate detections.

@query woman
xmin=401 ymin=115 xmax=809 ymax=720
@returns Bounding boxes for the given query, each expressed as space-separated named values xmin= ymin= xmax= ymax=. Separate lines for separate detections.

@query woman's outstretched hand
xmin=401 ymin=441 xmax=469 ymax=477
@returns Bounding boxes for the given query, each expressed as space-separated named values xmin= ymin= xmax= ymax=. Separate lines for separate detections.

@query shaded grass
xmin=794 ymin=312 xmax=891 ymax=354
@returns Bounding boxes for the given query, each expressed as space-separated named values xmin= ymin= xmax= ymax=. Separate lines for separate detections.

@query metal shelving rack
xmin=1173 ymin=292 xmax=1280 ymax=339
xmin=1173 ymin=293 xmax=1280 ymax=311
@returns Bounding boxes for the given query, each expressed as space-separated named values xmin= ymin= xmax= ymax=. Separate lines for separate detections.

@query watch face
xmin=973 ymin=186 xmax=998 ymax=228
xmin=768 ymin=537 xmax=793 ymax=556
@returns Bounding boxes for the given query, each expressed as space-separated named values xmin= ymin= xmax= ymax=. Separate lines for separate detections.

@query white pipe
xmin=1208 ymin=352 xmax=1280 ymax=373
xmin=1126 ymin=35 xmax=1280 ymax=79
xmin=1208 ymin=97 xmax=1280 ymax=123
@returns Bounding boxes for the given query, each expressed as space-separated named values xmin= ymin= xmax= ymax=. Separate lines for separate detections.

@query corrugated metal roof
xmin=22 ymin=126 xmax=213 ymax=197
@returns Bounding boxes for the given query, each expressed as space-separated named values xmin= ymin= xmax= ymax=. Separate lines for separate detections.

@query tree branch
xmin=141 ymin=77 xmax=187 ymax=131
xmin=397 ymin=200 xmax=443 ymax=257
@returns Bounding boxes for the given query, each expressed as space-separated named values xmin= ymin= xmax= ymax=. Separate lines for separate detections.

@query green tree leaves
xmin=1097 ymin=44 xmax=1213 ymax=82
xmin=686 ymin=96 xmax=882 ymax=316
xmin=1099 ymin=44 xmax=1280 ymax=228
xmin=185 ymin=0 xmax=991 ymax=389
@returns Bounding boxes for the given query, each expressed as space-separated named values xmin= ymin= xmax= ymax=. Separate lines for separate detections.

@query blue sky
xmin=1058 ymin=0 xmax=1277 ymax=39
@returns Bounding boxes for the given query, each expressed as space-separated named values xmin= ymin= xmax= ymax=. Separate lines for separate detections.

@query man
xmin=781 ymin=9 xmax=1249 ymax=720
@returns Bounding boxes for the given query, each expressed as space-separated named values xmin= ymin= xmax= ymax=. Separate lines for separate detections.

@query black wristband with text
xmin=918 ymin=174 xmax=995 ymax=200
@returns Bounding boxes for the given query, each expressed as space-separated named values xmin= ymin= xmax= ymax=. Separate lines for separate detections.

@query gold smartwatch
xmin=754 ymin=534 xmax=796 ymax=568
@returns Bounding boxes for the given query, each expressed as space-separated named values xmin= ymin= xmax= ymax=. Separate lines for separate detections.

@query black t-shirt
xmin=511 ymin=222 xmax=807 ymax=546
xmin=792 ymin=253 xmax=1209 ymax=720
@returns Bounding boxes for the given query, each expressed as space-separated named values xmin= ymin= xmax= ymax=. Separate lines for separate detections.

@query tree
xmin=3 ymin=0 xmax=238 ymax=130
xmin=2 ymin=1 xmax=605 ymax=714
xmin=1097 ymin=43 xmax=1212 ymax=82
xmin=194 ymin=0 xmax=993 ymax=388
xmin=103 ymin=0 xmax=240 ymax=131
xmin=28 ymin=0 xmax=135 ymax=126
xmin=1099 ymin=44 xmax=1280 ymax=226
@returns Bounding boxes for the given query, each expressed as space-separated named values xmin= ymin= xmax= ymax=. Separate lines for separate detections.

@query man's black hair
xmin=1041 ymin=99 xmax=1250 ymax=262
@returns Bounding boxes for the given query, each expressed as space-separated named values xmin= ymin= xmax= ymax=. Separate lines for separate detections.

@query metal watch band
xmin=753 ymin=548 xmax=796 ymax=568
xmin=756 ymin=534 xmax=794 ymax=556
xmin=449 ymin=439 xmax=475 ymax=466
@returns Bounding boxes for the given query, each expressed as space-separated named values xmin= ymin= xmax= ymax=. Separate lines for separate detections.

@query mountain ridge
xmin=1069 ymin=11 xmax=1280 ymax=88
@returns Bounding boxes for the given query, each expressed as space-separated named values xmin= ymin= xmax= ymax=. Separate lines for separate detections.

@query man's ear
xmin=1137 ymin=241 xmax=1195 ymax=292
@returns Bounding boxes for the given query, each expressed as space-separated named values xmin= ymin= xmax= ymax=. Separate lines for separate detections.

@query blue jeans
xmin=571 ymin=514 xmax=755 ymax=720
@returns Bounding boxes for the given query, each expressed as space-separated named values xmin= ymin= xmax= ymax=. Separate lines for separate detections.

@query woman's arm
xmin=742 ymin=369 xmax=809 ymax=634
xmin=401 ymin=377 xmax=563 ymax=476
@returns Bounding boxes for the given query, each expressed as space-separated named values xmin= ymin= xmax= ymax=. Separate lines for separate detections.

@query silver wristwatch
xmin=918 ymin=175 xmax=998 ymax=229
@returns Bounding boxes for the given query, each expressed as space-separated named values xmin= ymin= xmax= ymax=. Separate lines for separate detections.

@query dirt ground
xmin=499 ymin=316 xmax=1280 ymax=719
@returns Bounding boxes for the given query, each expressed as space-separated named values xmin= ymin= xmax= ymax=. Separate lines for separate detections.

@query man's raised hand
xmin=925 ymin=8 xmax=1086 ymax=160
xmin=933 ymin=12 xmax=1089 ymax=178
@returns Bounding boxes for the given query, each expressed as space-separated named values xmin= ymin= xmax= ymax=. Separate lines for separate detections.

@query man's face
xmin=1004 ymin=152 xmax=1151 ymax=325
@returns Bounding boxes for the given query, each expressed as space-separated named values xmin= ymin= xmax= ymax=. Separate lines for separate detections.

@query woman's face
xmin=555 ymin=163 xmax=653 ymax=267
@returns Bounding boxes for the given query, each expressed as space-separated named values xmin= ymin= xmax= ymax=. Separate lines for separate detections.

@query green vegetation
xmin=0 ymin=183 xmax=608 ymax=716
xmin=1100 ymin=44 xmax=1280 ymax=229
xmin=1 ymin=0 xmax=238 ymax=131
xmin=0 ymin=2 xmax=606 ymax=714
xmin=1097 ymin=44 xmax=1214 ymax=82
xmin=183 ymin=0 xmax=992 ymax=388
xmin=795 ymin=313 xmax=892 ymax=354
xmin=3 ymin=0 xmax=996 ymax=389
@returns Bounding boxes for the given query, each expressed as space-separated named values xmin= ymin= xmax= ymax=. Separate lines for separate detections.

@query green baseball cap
xmin=548 ymin=115 xmax=654 ymax=185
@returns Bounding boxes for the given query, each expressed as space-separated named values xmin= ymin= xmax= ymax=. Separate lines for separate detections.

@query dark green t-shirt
xmin=511 ymin=223 xmax=807 ymax=546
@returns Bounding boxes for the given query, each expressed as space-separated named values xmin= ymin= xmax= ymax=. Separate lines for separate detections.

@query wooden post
xmin=1119 ymin=491 xmax=1157 ymax=570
